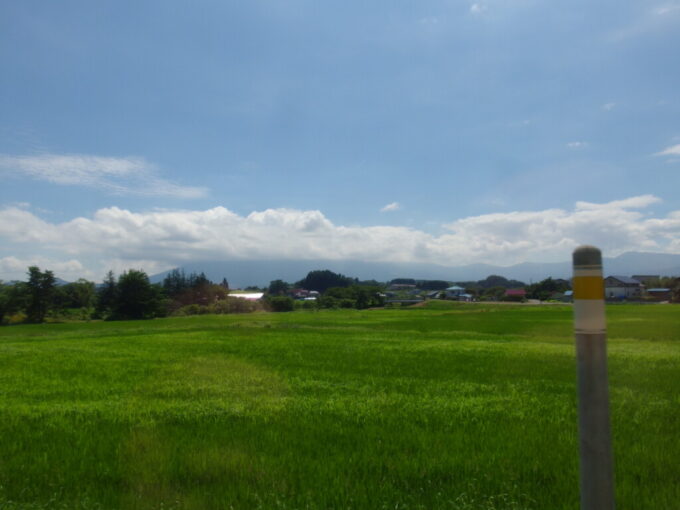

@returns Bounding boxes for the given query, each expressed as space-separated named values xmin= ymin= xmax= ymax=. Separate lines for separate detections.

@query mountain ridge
xmin=148 ymin=251 xmax=680 ymax=287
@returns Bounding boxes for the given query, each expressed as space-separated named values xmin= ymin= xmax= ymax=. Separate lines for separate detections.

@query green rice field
xmin=0 ymin=302 xmax=678 ymax=509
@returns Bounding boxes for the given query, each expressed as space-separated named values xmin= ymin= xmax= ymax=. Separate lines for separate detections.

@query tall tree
xmin=54 ymin=279 xmax=96 ymax=310
xmin=268 ymin=279 xmax=290 ymax=295
xmin=96 ymin=271 xmax=117 ymax=318
xmin=112 ymin=270 xmax=161 ymax=320
xmin=25 ymin=266 xmax=56 ymax=323
xmin=0 ymin=282 xmax=26 ymax=324
xmin=162 ymin=268 xmax=188 ymax=297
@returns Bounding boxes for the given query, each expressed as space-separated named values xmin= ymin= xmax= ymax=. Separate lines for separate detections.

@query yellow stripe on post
xmin=573 ymin=276 xmax=604 ymax=300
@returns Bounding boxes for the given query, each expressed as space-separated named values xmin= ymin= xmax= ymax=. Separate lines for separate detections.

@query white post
xmin=573 ymin=245 xmax=615 ymax=510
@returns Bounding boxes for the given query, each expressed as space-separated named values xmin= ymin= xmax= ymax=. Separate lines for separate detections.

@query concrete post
xmin=573 ymin=245 xmax=615 ymax=510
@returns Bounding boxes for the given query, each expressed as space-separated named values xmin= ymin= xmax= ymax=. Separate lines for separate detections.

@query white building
xmin=604 ymin=276 xmax=641 ymax=300
xmin=444 ymin=285 xmax=465 ymax=299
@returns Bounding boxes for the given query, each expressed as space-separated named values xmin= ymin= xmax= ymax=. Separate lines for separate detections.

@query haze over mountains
xmin=149 ymin=252 xmax=680 ymax=288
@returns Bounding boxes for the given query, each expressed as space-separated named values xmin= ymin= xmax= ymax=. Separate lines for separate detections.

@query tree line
xmin=5 ymin=266 xmax=678 ymax=325
xmin=0 ymin=266 xmax=237 ymax=325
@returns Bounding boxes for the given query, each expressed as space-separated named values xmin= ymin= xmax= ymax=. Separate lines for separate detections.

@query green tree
xmin=268 ymin=279 xmax=290 ymax=296
xmin=163 ymin=268 xmax=188 ymax=297
xmin=25 ymin=266 xmax=56 ymax=323
xmin=322 ymin=285 xmax=384 ymax=309
xmin=54 ymin=279 xmax=96 ymax=310
xmin=672 ymin=278 xmax=680 ymax=303
xmin=482 ymin=286 xmax=506 ymax=301
xmin=96 ymin=271 xmax=117 ymax=318
xmin=525 ymin=277 xmax=570 ymax=301
xmin=267 ymin=296 xmax=295 ymax=312
xmin=296 ymin=270 xmax=354 ymax=293
xmin=0 ymin=282 xmax=27 ymax=324
xmin=111 ymin=270 xmax=162 ymax=320
xmin=419 ymin=280 xmax=450 ymax=291
xmin=390 ymin=278 xmax=416 ymax=286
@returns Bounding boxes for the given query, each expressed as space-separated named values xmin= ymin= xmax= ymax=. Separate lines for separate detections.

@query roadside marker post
xmin=573 ymin=245 xmax=615 ymax=510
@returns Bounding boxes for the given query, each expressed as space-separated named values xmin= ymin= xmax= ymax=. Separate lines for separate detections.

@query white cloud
xmin=654 ymin=4 xmax=680 ymax=15
xmin=380 ymin=202 xmax=401 ymax=212
xmin=567 ymin=141 xmax=588 ymax=149
xmin=655 ymin=144 xmax=680 ymax=156
xmin=470 ymin=3 xmax=487 ymax=15
xmin=0 ymin=256 xmax=89 ymax=282
xmin=575 ymin=194 xmax=661 ymax=210
xmin=602 ymin=102 xmax=616 ymax=111
xmin=0 ymin=153 xmax=207 ymax=199
xmin=0 ymin=196 xmax=678 ymax=280
xmin=609 ymin=4 xmax=680 ymax=41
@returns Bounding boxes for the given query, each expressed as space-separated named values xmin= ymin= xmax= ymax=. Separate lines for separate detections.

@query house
xmin=504 ymin=289 xmax=526 ymax=301
xmin=646 ymin=288 xmax=671 ymax=301
xmin=604 ymin=276 xmax=642 ymax=300
xmin=632 ymin=275 xmax=659 ymax=285
xmin=290 ymin=288 xmax=310 ymax=299
xmin=231 ymin=292 xmax=263 ymax=301
xmin=444 ymin=285 xmax=465 ymax=299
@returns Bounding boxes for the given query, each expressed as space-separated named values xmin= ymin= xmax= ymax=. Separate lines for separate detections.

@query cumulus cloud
xmin=0 ymin=196 xmax=678 ymax=280
xmin=380 ymin=202 xmax=401 ymax=212
xmin=0 ymin=153 xmax=207 ymax=198
xmin=655 ymin=144 xmax=680 ymax=156
xmin=0 ymin=256 xmax=89 ymax=281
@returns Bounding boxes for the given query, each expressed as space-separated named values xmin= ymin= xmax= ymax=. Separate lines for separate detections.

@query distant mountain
xmin=149 ymin=251 xmax=680 ymax=288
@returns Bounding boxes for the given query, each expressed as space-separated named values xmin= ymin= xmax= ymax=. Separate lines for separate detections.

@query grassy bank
xmin=0 ymin=302 xmax=678 ymax=509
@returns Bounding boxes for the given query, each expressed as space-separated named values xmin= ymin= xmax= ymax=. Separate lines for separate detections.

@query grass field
xmin=0 ymin=302 xmax=678 ymax=509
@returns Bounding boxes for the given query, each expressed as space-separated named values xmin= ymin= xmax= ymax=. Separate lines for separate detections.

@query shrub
xmin=267 ymin=296 xmax=295 ymax=312
xmin=173 ymin=304 xmax=210 ymax=316
xmin=219 ymin=297 xmax=262 ymax=314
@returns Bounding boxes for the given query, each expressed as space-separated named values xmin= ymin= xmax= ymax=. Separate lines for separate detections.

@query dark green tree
xmin=163 ymin=268 xmax=188 ymax=297
xmin=188 ymin=272 xmax=210 ymax=288
xmin=390 ymin=278 xmax=416 ymax=285
xmin=0 ymin=282 xmax=27 ymax=324
xmin=419 ymin=280 xmax=450 ymax=291
xmin=268 ymin=279 xmax=290 ymax=295
xmin=111 ymin=270 xmax=162 ymax=320
xmin=322 ymin=285 xmax=385 ymax=309
xmin=672 ymin=278 xmax=680 ymax=303
xmin=266 ymin=296 xmax=295 ymax=312
xmin=54 ymin=279 xmax=96 ymax=310
xmin=296 ymin=270 xmax=354 ymax=293
xmin=525 ymin=277 xmax=570 ymax=301
xmin=96 ymin=271 xmax=117 ymax=318
xmin=482 ymin=286 xmax=506 ymax=301
xmin=25 ymin=266 xmax=56 ymax=323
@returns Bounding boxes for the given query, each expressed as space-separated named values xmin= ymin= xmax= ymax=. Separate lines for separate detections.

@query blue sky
xmin=1 ymin=1 xmax=679 ymax=281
